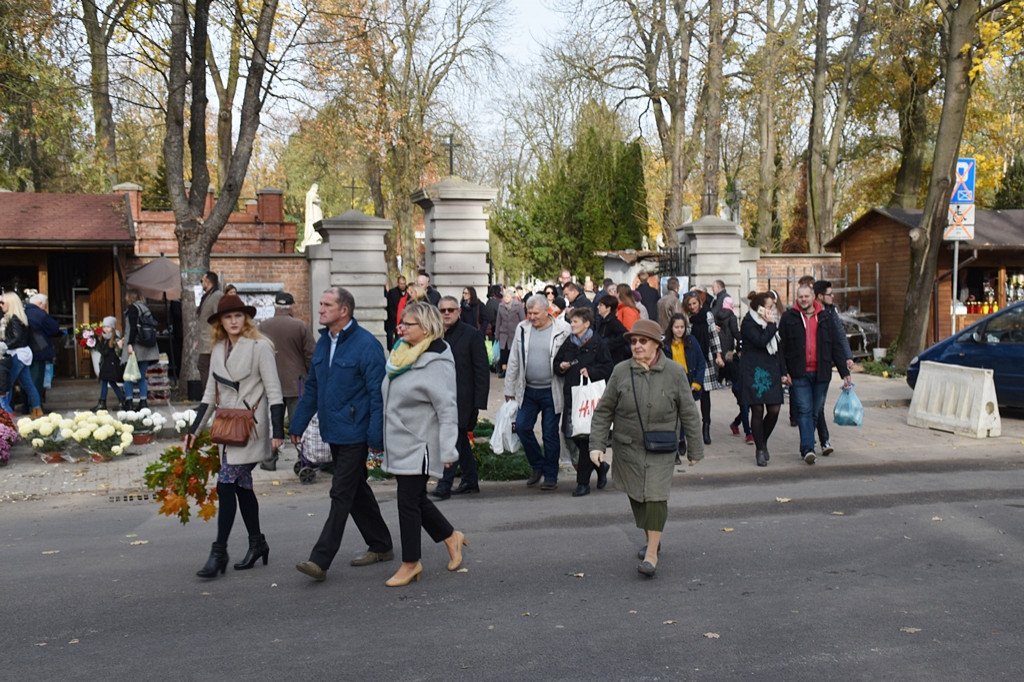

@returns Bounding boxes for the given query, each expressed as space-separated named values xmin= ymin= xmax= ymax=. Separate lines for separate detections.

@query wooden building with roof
xmin=825 ymin=207 xmax=1024 ymax=347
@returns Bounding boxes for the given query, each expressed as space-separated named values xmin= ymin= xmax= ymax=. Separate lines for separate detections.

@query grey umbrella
xmin=125 ymin=257 xmax=181 ymax=300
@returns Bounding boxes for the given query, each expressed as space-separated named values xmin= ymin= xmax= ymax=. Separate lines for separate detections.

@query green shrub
xmin=861 ymin=359 xmax=904 ymax=378
xmin=473 ymin=440 xmax=532 ymax=481
xmin=473 ymin=418 xmax=494 ymax=438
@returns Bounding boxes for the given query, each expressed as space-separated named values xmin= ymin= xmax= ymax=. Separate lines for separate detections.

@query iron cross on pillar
xmin=345 ymin=178 xmax=364 ymax=208
xmin=443 ymin=134 xmax=462 ymax=176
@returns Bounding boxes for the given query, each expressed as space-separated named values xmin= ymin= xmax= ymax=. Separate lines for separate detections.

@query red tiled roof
xmin=0 ymin=192 xmax=135 ymax=245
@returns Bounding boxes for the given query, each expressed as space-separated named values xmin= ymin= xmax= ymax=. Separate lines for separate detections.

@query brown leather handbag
xmin=210 ymin=383 xmax=260 ymax=447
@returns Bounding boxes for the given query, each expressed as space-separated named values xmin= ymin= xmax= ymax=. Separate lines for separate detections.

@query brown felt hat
xmin=623 ymin=319 xmax=663 ymax=344
xmin=208 ymin=294 xmax=257 ymax=324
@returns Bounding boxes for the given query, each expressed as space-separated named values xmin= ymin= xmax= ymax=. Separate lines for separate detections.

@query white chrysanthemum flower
xmin=17 ymin=417 xmax=32 ymax=429
xmin=111 ymin=445 xmax=123 ymax=456
xmin=139 ymin=408 xmax=152 ymax=417
xmin=61 ymin=428 xmax=73 ymax=439
xmin=31 ymin=438 xmax=43 ymax=448
xmin=37 ymin=423 xmax=53 ymax=437
xmin=123 ymin=424 xmax=134 ymax=434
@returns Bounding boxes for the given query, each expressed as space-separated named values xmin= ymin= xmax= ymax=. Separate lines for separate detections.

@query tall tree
xmin=79 ymin=0 xmax=138 ymax=189
xmin=893 ymin=0 xmax=1021 ymax=366
xmin=164 ymin=0 xmax=279 ymax=383
xmin=805 ymin=0 xmax=869 ymax=252
xmin=700 ymin=0 xmax=724 ymax=216
xmin=556 ymin=0 xmax=704 ymax=246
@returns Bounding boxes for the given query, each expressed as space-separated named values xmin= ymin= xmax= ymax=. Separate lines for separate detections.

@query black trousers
xmin=309 ymin=442 xmax=393 ymax=570
xmin=396 ymin=474 xmax=454 ymax=564
xmin=574 ymin=435 xmax=596 ymax=486
xmin=439 ymin=427 xmax=478 ymax=488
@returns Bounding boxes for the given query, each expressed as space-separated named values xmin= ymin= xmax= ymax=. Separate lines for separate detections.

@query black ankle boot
xmin=138 ymin=399 xmax=148 ymax=409
xmin=702 ymin=423 xmax=711 ymax=445
xmin=92 ymin=401 xmax=106 ymax=412
xmin=233 ymin=534 xmax=270 ymax=570
xmin=196 ymin=542 xmax=228 ymax=578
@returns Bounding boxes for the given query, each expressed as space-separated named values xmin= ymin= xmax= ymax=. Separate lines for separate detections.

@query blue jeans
xmin=6 ymin=354 xmax=41 ymax=410
xmin=123 ymin=360 xmax=151 ymax=402
xmin=515 ymin=386 xmax=560 ymax=482
xmin=791 ymin=375 xmax=830 ymax=456
xmin=99 ymin=380 xmax=125 ymax=403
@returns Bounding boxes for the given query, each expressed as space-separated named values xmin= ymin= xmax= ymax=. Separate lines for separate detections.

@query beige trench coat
xmin=198 ymin=336 xmax=283 ymax=465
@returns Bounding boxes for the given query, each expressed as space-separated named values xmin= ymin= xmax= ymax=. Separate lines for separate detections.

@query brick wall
xmin=753 ymin=254 xmax=843 ymax=304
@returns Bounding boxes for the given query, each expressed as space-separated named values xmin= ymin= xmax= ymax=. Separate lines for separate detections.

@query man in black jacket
xmin=636 ymin=269 xmax=660 ymax=320
xmin=812 ymin=280 xmax=855 ymax=456
xmin=384 ymin=276 xmax=407 ymax=349
xmin=432 ymin=296 xmax=491 ymax=499
xmin=779 ymin=284 xmax=852 ymax=465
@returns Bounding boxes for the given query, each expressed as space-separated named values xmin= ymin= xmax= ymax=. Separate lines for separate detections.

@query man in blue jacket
xmin=25 ymin=293 xmax=60 ymax=410
xmin=290 ymin=287 xmax=394 ymax=581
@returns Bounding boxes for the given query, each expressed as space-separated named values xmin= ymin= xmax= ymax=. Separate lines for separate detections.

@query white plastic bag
xmin=300 ymin=413 xmax=332 ymax=464
xmin=570 ymin=376 xmax=606 ymax=436
xmin=492 ymin=399 xmax=521 ymax=454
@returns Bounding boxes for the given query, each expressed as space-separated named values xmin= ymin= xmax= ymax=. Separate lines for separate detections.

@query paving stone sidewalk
xmin=2 ymin=371 xmax=1022 ymax=504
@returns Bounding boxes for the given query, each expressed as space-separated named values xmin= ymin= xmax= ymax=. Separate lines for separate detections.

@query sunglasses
xmin=439 ymin=307 xmax=459 ymax=313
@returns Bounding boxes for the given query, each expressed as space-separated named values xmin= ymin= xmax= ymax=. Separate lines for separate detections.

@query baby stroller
xmin=294 ymin=412 xmax=332 ymax=484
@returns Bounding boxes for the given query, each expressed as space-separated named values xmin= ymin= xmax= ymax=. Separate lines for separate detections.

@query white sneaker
xmin=821 ymin=442 xmax=833 ymax=456
xmin=803 ymin=451 xmax=816 ymax=465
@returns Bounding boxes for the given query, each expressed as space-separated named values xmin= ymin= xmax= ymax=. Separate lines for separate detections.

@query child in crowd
xmin=94 ymin=316 xmax=126 ymax=411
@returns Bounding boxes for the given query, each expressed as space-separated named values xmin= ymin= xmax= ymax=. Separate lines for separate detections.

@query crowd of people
xmin=2 ymin=265 xmax=855 ymax=580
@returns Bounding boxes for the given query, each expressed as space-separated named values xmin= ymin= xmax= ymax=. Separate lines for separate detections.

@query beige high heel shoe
xmin=385 ymin=561 xmax=422 ymax=587
xmin=446 ymin=530 xmax=469 ymax=571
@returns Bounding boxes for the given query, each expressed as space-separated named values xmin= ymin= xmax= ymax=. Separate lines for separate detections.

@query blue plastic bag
xmin=833 ymin=385 xmax=863 ymax=426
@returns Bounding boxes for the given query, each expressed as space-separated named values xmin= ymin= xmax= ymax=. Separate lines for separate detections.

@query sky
xmin=505 ymin=0 xmax=565 ymax=65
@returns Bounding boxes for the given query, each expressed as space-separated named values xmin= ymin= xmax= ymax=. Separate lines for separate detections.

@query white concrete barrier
xmin=907 ymin=361 xmax=1001 ymax=438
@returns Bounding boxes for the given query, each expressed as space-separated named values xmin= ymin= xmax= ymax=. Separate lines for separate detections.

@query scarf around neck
xmin=749 ymin=308 xmax=779 ymax=356
xmin=386 ymin=337 xmax=433 ymax=378
xmin=569 ymin=328 xmax=594 ymax=347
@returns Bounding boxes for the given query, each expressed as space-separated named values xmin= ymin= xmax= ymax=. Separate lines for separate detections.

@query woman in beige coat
xmin=589 ymin=319 xmax=703 ymax=578
xmin=187 ymin=295 xmax=285 ymax=578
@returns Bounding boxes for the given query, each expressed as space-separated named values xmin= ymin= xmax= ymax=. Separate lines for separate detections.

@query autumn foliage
xmin=144 ymin=432 xmax=221 ymax=525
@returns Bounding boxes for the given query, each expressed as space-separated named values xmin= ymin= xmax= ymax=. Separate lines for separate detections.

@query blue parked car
xmin=906 ymin=300 xmax=1024 ymax=407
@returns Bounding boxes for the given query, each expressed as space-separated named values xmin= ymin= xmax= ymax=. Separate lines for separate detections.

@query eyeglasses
xmin=438 ymin=308 xmax=459 ymax=313
xmin=398 ymin=321 xmax=420 ymax=327
xmin=629 ymin=337 xmax=653 ymax=345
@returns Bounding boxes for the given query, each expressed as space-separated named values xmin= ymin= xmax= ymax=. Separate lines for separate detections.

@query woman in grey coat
xmin=187 ymin=295 xmax=285 ymax=578
xmin=121 ymin=288 xmax=162 ymax=409
xmin=381 ymin=302 xmax=468 ymax=587
xmin=589 ymin=319 xmax=704 ymax=578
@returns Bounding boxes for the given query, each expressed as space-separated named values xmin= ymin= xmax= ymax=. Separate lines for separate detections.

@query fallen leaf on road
xmin=125 ymin=534 xmax=138 ymax=538
xmin=663 ymin=620 xmax=677 ymax=625
xmin=568 ymin=572 xmax=584 ymax=578
xmin=271 ymin=583 xmax=278 ymax=588
xmin=129 ymin=540 xmax=148 ymax=546
xmin=286 ymin=491 xmax=295 ymax=495
xmin=307 ymin=513 xmax=316 ymax=517
xmin=35 ymin=643 xmax=46 ymax=647
xmin=776 ymin=497 xmax=791 ymax=503
xmin=831 ymin=511 xmax=845 ymax=516
xmin=41 ymin=550 xmax=59 ymax=555
xmin=487 ymin=625 xmax=494 ymax=630
xmin=932 ymin=516 xmax=943 ymax=521
xmin=900 ymin=627 xmax=921 ymax=634
xmin=704 ymin=632 xmax=720 ymax=639
xmin=271 ymin=481 xmax=281 ymax=486
xmin=869 ymin=442 xmax=877 ymax=447
xmin=68 ymin=639 xmax=79 ymax=644
xmin=721 ymin=528 xmax=735 ymax=532
xmin=629 ymin=610 xmax=638 ymax=614
xmin=457 ymin=568 xmax=469 ymax=573
xmin=522 ymin=612 xmax=531 ymax=616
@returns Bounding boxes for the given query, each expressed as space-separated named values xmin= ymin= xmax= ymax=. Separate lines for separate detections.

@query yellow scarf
xmin=671 ymin=340 xmax=688 ymax=373
xmin=386 ymin=337 xmax=434 ymax=378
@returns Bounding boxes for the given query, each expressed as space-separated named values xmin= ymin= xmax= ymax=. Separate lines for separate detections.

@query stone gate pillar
xmin=677 ymin=215 xmax=745 ymax=304
xmin=412 ymin=177 xmax=497 ymax=299
xmin=307 ymin=209 xmax=392 ymax=346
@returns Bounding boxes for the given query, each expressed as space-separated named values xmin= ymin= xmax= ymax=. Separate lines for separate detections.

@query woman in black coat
xmin=739 ymin=291 xmax=785 ymax=467
xmin=595 ymin=295 xmax=630 ymax=364
xmin=553 ymin=307 xmax=614 ymax=497
xmin=460 ymin=286 xmax=487 ymax=332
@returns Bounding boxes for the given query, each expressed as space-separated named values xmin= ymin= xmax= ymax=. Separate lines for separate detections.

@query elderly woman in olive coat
xmin=589 ymin=319 xmax=704 ymax=578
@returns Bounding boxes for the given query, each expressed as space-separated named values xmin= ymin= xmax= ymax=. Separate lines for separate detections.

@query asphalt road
xmin=4 ymin=460 xmax=1024 ymax=681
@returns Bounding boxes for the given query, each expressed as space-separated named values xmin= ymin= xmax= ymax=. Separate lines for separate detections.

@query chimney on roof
xmin=257 ymin=187 xmax=284 ymax=224
xmin=113 ymin=182 xmax=143 ymax=221
xmin=244 ymin=199 xmax=258 ymax=214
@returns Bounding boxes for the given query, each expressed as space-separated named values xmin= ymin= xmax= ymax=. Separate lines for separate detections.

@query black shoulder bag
xmin=629 ymin=367 xmax=679 ymax=453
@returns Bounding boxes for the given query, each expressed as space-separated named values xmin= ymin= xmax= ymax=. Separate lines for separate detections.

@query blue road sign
xmin=950 ymin=158 xmax=975 ymax=203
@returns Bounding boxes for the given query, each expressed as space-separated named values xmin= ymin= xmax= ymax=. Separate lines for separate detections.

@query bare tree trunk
xmin=893 ymin=0 xmax=979 ymax=367
xmin=701 ymin=0 xmax=724 ymax=218
xmin=805 ymin=0 xmax=830 ymax=254
xmin=890 ymin=69 xmax=935 ymax=208
xmin=80 ymin=0 xmax=131 ymax=190
xmin=165 ymin=0 xmax=279 ymax=383
xmin=207 ymin=1 xmax=242 ymax=186
xmin=756 ymin=83 xmax=776 ymax=250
